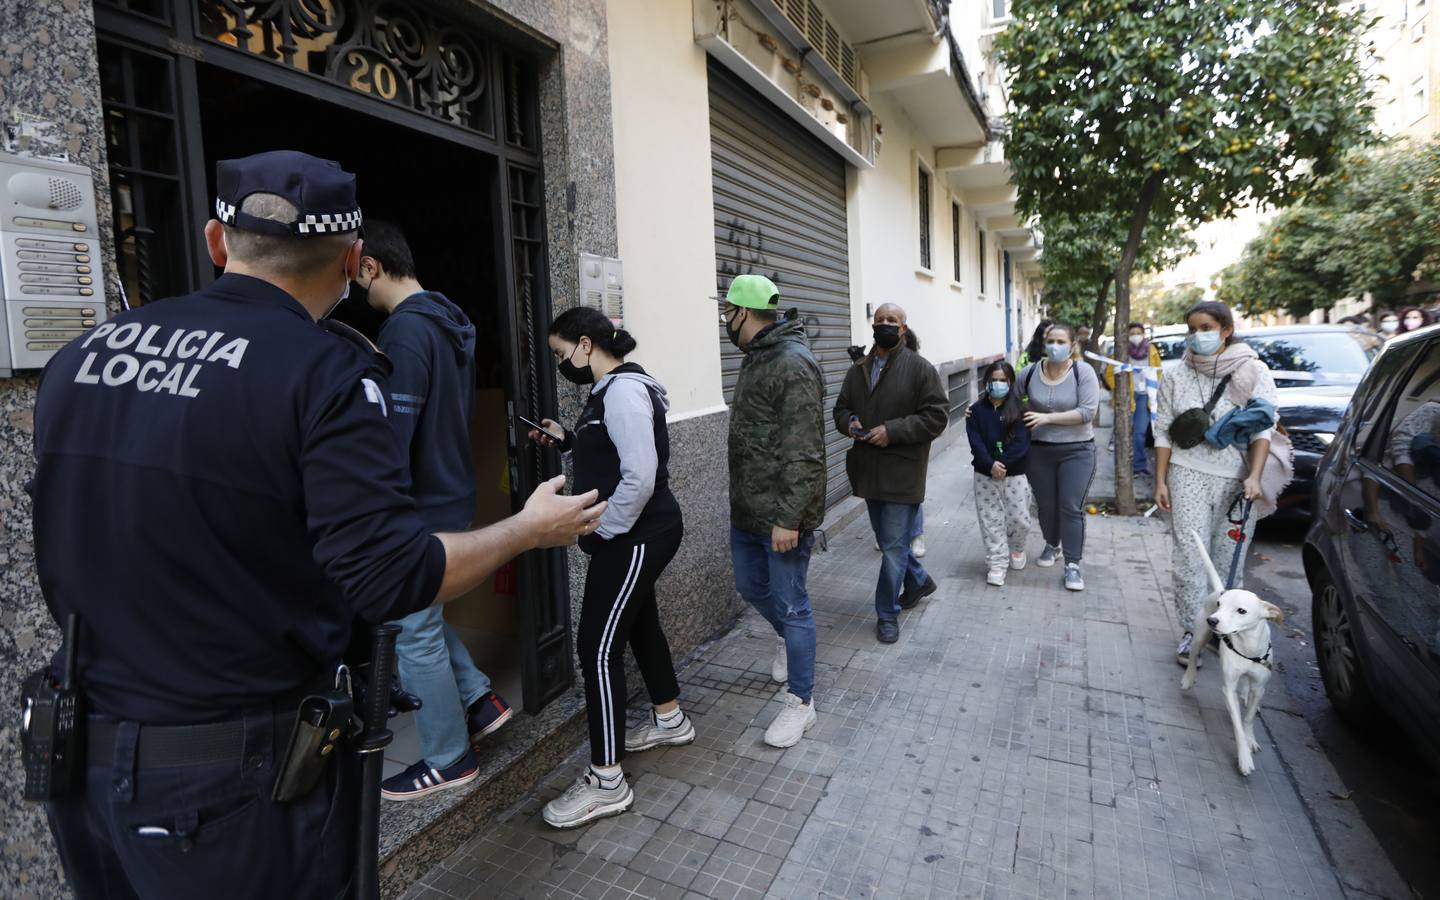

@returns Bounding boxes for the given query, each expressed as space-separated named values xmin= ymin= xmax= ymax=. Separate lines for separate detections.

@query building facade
xmin=0 ymin=0 xmax=1034 ymax=893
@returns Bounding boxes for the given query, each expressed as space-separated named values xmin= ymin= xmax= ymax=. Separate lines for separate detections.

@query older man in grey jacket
xmin=833 ymin=303 xmax=949 ymax=643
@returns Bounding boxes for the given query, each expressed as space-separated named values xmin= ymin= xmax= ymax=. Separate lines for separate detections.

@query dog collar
xmin=1221 ymin=633 xmax=1272 ymax=669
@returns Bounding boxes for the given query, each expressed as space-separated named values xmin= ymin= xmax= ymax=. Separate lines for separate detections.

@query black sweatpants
xmin=577 ymin=527 xmax=684 ymax=767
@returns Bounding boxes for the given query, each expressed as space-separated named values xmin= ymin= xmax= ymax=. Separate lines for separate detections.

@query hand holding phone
xmin=518 ymin=414 xmax=565 ymax=447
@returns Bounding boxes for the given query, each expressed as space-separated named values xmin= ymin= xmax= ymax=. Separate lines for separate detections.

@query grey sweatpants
xmin=1025 ymin=441 xmax=1097 ymax=564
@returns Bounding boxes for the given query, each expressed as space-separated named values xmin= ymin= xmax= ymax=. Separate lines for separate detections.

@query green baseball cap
xmin=725 ymin=274 xmax=780 ymax=310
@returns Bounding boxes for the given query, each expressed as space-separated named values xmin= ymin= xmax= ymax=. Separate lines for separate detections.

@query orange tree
xmin=996 ymin=0 xmax=1376 ymax=514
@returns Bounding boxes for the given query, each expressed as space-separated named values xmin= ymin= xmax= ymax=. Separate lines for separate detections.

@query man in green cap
xmin=722 ymin=274 xmax=827 ymax=748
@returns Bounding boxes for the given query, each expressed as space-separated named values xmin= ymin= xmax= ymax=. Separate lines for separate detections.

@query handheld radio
xmin=21 ymin=614 xmax=84 ymax=800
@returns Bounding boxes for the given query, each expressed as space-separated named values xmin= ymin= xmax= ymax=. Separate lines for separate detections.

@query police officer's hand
xmin=528 ymin=418 xmax=564 ymax=449
xmin=521 ymin=474 xmax=606 ymax=547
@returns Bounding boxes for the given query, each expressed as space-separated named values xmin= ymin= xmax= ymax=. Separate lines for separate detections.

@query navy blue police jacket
xmin=31 ymin=273 xmax=446 ymax=724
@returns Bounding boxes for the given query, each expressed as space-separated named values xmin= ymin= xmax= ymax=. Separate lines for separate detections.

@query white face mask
xmin=1381 ymin=319 xmax=1399 ymax=333
xmin=1404 ymin=316 xmax=1424 ymax=330
xmin=1129 ymin=335 xmax=1145 ymax=346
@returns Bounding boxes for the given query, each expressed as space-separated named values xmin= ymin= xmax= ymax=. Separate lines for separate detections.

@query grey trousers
xmin=1026 ymin=440 xmax=1097 ymax=564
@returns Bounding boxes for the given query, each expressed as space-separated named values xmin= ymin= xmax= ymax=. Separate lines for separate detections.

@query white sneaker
xmin=1036 ymin=544 xmax=1059 ymax=567
xmin=764 ymin=693 xmax=816 ymax=748
xmin=986 ymin=567 xmax=1006 ymax=586
xmin=771 ymin=640 xmax=788 ymax=683
xmin=542 ymin=770 xmax=634 ymax=829
xmin=911 ymin=536 xmax=926 ymax=558
xmin=625 ymin=713 xmax=696 ymax=753
xmin=1010 ymin=550 xmax=1027 ymax=570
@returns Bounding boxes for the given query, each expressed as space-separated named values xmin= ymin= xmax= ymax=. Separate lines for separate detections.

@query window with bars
xmin=918 ymin=164 xmax=932 ymax=270
xmin=952 ymin=201 xmax=962 ymax=283
xmin=977 ymin=225 xmax=987 ymax=295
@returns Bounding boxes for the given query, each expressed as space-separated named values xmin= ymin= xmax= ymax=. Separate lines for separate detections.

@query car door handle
xmin=1343 ymin=508 xmax=1369 ymax=532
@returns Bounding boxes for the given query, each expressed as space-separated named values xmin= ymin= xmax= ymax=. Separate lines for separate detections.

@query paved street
xmin=1247 ymin=521 xmax=1440 ymax=900
xmin=402 ymin=443 xmax=1407 ymax=900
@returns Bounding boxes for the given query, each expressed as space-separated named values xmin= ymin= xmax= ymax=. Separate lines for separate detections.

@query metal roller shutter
xmin=708 ymin=60 xmax=853 ymax=508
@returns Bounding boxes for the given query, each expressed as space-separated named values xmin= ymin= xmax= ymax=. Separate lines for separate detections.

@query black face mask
xmin=725 ymin=309 xmax=747 ymax=349
xmin=873 ymin=323 xmax=901 ymax=350
xmin=557 ymin=343 xmax=594 ymax=385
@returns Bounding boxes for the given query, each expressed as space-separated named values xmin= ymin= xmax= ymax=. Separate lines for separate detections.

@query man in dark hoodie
xmin=355 ymin=221 xmax=512 ymax=801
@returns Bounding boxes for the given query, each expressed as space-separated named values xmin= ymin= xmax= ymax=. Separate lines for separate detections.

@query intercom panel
xmin=0 ymin=152 xmax=107 ymax=376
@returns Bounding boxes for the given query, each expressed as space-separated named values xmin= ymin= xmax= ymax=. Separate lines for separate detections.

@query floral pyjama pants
xmin=974 ymin=472 xmax=1033 ymax=569
xmin=1168 ymin=464 xmax=1257 ymax=631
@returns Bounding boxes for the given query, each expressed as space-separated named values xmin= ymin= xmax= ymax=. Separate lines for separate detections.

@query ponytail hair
xmin=903 ymin=327 xmax=920 ymax=351
xmin=549 ymin=306 xmax=637 ymax=357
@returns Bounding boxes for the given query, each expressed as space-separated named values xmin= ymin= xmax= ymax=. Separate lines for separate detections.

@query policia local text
xmin=70 ymin=321 xmax=250 ymax=397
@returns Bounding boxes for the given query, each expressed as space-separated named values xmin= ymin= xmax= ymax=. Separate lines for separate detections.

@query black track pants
xmin=577 ymin=528 xmax=684 ymax=767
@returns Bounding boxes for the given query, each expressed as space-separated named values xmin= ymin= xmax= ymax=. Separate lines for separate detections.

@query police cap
xmin=213 ymin=150 xmax=362 ymax=238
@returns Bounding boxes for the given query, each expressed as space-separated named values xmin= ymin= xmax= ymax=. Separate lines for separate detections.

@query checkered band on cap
xmin=215 ymin=199 xmax=237 ymax=224
xmin=297 ymin=209 xmax=364 ymax=235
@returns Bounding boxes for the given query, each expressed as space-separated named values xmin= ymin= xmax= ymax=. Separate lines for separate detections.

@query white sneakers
xmin=986 ymin=566 xmax=1006 ymax=586
xmin=1010 ymin=550 xmax=1027 ymax=570
xmin=911 ymin=536 xmax=926 ymax=559
xmin=764 ymin=693 xmax=816 ymax=748
xmin=542 ymin=770 xmax=634 ymax=829
xmin=771 ymin=640 xmax=788 ymax=683
xmin=625 ymin=713 xmax=696 ymax=753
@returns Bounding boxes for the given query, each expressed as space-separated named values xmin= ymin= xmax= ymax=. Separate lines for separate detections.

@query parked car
xmin=1304 ymin=324 xmax=1440 ymax=766
xmin=1237 ymin=325 xmax=1383 ymax=519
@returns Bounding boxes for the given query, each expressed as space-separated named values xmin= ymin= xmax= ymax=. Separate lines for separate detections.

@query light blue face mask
xmin=989 ymin=381 xmax=1010 ymax=399
xmin=1188 ymin=331 xmax=1223 ymax=356
xmin=1045 ymin=342 xmax=1071 ymax=364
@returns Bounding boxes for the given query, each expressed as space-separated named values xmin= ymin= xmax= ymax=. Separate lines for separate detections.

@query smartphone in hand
xmin=517 ymin=414 xmax=564 ymax=443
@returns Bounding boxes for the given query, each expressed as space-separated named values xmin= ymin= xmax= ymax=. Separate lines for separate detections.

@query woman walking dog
xmin=528 ymin=307 xmax=691 ymax=828
xmin=1018 ymin=324 xmax=1101 ymax=591
xmin=1155 ymin=301 xmax=1289 ymax=667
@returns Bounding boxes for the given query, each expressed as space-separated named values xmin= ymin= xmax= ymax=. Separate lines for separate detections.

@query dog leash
xmin=1225 ymin=495 xmax=1254 ymax=590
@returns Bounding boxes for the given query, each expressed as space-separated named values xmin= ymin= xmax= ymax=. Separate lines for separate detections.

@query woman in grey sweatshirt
xmin=1018 ymin=323 xmax=1101 ymax=591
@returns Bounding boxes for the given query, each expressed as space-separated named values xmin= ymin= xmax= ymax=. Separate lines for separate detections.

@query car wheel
xmin=1312 ymin=567 xmax=1381 ymax=728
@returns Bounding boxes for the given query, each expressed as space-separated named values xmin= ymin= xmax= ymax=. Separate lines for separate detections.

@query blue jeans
xmin=730 ymin=526 xmax=817 ymax=704
xmin=393 ymin=604 xmax=492 ymax=769
xmin=868 ymin=500 xmax=930 ymax=620
xmin=911 ymin=505 xmax=924 ymax=541
xmin=1133 ymin=393 xmax=1150 ymax=473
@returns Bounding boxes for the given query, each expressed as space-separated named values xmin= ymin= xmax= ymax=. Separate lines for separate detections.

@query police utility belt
xmin=21 ymin=615 xmax=356 ymax=804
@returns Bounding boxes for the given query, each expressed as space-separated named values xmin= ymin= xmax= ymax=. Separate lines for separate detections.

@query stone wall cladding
xmin=1 ymin=1 xmax=113 ymax=896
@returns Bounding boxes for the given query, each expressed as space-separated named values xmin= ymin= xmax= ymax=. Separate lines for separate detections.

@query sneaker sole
xmin=381 ymin=768 xmax=480 ymax=802
xmin=986 ymin=578 xmax=1005 ymax=587
xmin=543 ymin=786 xmax=634 ymax=829
xmin=763 ymin=714 xmax=817 ymax=749
xmin=1010 ymin=559 xmax=1026 ymax=570
xmin=1036 ymin=558 xmax=1057 ymax=568
xmin=626 ymin=724 xmax=697 ymax=754
xmin=1065 ymin=581 xmax=1085 ymax=591
xmin=469 ymin=707 xmax=514 ymax=745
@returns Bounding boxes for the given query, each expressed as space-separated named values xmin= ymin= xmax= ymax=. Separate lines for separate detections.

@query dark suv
xmin=1304 ymin=325 xmax=1440 ymax=765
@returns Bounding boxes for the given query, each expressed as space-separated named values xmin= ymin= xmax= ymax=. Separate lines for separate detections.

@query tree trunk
xmin=1089 ymin=275 xmax=1113 ymax=345
xmin=1112 ymin=172 xmax=1163 ymax=517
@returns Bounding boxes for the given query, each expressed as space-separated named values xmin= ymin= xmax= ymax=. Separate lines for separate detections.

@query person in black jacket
xmin=527 ymin=306 xmax=690 ymax=829
xmin=966 ymin=361 xmax=1033 ymax=587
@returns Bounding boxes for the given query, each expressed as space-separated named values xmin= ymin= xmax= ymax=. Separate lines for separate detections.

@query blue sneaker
xmin=467 ymin=691 xmax=513 ymax=745
xmin=381 ymin=749 xmax=479 ymax=802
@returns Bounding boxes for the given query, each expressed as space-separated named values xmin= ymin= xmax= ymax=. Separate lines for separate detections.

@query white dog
xmin=1179 ymin=530 xmax=1284 ymax=776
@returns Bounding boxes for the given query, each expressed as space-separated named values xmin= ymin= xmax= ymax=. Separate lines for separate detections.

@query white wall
xmin=606 ymin=0 xmax=724 ymax=417
xmin=848 ymin=90 xmax=1009 ymax=367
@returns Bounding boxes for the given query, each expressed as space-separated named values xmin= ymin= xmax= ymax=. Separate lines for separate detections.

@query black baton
xmin=354 ymin=623 xmax=400 ymax=900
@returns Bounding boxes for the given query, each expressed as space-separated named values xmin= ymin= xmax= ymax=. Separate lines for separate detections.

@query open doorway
xmin=193 ymin=64 xmax=526 ymax=745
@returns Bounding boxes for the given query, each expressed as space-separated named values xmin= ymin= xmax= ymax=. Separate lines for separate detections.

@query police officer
xmin=29 ymin=150 xmax=605 ymax=898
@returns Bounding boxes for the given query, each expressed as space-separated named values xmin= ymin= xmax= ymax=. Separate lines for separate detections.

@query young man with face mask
xmin=722 ymin=274 xmax=828 ymax=748
xmin=356 ymin=221 xmax=514 ymax=801
xmin=833 ymin=303 xmax=949 ymax=643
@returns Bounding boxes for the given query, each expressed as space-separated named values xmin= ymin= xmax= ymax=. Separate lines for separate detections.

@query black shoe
xmin=898 ymin=576 xmax=937 ymax=610
xmin=877 ymin=619 xmax=899 ymax=643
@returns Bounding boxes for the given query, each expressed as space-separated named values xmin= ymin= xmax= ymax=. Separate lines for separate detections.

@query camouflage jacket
xmin=728 ymin=318 xmax=827 ymax=533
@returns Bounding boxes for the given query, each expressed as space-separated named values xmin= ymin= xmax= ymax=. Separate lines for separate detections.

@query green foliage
xmin=1134 ymin=278 xmax=1205 ymax=326
xmin=1219 ymin=140 xmax=1440 ymax=316
xmin=996 ymin=0 xmax=1378 ymax=230
xmin=1039 ymin=211 xmax=1194 ymax=328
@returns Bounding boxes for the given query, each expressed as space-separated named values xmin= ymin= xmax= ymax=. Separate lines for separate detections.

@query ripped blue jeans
xmin=730 ymin=526 xmax=817 ymax=704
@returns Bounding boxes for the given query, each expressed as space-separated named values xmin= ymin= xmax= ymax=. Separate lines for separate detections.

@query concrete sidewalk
xmin=400 ymin=443 xmax=1403 ymax=900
